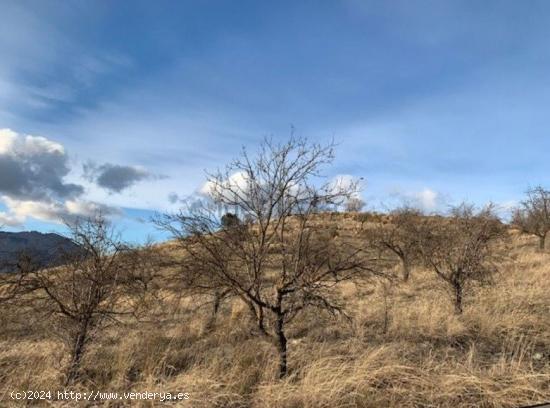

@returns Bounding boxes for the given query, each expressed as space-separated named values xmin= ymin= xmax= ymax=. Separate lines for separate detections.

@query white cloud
xmin=0 ymin=128 xmax=65 ymax=156
xmin=328 ymin=174 xmax=364 ymax=199
xmin=388 ymin=187 xmax=442 ymax=211
xmin=21 ymin=134 xmax=65 ymax=155
xmin=0 ymin=128 xmax=82 ymax=201
xmin=1 ymin=196 xmax=61 ymax=223
xmin=199 ymin=180 xmax=215 ymax=197
xmin=0 ymin=128 xmax=17 ymax=154
xmin=65 ymin=199 xmax=121 ymax=218
xmin=198 ymin=173 xmax=365 ymax=209
xmin=0 ymin=195 xmax=121 ymax=226
xmin=329 ymin=174 xmax=355 ymax=190
xmin=199 ymin=171 xmax=250 ymax=199
xmin=414 ymin=188 xmax=438 ymax=210
xmin=0 ymin=128 xmax=140 ymax=226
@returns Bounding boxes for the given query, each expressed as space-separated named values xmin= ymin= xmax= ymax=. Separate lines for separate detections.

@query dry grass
xmin=0 ymin=223 xmax=549 ymax=407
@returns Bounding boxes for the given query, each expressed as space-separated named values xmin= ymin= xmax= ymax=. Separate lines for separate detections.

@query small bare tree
xmin=156 ymin=138 xmax=374 ymax=378
xmin=512 ymin=186 xmax=550 ymax=250
xmin=0 ymin=253 xmax=40 ymax=303
xmin=367 ymin=206 xmax=423 ymax=282
xmin=21 ymin=214 xmax=145 ymax=385
xmin=417 ymin=203 xmax=506 ymax=314
xmin=0 ymin=230 xmax=46 ymax=345
xmin=345 ymin=197 xmax=366 ymax=213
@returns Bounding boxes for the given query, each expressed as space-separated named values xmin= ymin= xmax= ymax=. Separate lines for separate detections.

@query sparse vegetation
xmin=0 ymin=143 xmax=548 ymax=407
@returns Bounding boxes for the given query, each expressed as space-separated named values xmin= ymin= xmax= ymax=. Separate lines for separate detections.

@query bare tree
xmin=512 ymin=186 xmax=550 ymax=250
xmin=156 ymin=138 xmax=375 ymax=378
xmin=367 ymin=206 xmax=423 ymax=282
xmin=417 ymin=203 xmax=506 ymax=314
xmin=20 ymin=214 xmax=146 ymax=385
xmin=345 ymin=197 xmax=366 ymax=213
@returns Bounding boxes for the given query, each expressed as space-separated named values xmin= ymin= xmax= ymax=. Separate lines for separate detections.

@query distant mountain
xmin=0 ymin=231 xmax=79 ymax=272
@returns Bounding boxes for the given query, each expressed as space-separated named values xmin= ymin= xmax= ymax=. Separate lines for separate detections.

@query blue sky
xmin=0 ymin=0 xmax=549 ymax=242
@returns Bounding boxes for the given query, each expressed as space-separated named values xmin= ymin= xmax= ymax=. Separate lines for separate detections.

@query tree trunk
xmin=453 ymin=284 xmax=463 ymax=315
xmin=539 ymin=234 xmax=546 ymax=250
xmin=382 ymin=289 xmax=390 ymax=334
xmin=275 ymin=312 xmax=288 ymax=379
xmin=204 ymin=291 xmax=222 ymax=331
xmin=400 ymin=256 xmax=411 ymax=282
xmin=244 ymin=300 xmax=269 ymax=337
xmin=65 ymin=323 xmax=89 ymax=386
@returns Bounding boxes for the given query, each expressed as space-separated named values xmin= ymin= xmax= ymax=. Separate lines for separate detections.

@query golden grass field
xmin=0 ymin=218 xmax=549 ymax=407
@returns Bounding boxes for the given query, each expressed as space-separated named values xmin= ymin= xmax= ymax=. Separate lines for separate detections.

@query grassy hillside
xmin=0 ymin=215 xmax=549 ymax=407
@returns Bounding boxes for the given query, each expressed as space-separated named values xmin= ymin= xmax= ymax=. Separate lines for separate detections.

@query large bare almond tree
xmin=156 ymin=137 xmax=375 ymax=378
